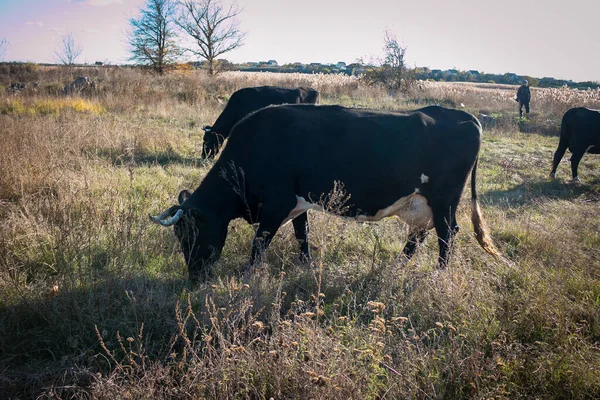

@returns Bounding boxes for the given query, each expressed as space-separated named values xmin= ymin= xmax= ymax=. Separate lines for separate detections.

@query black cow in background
xmin=151 ymin=104 xmax=501 ymax=283
xmin=202 ymin=86 xmax=319 ymax=158
xmin=550 ymin=107 xmax=600 ymax=182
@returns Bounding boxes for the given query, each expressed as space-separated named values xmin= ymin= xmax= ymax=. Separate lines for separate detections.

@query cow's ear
xmin=178 ymin=190 xmax=192 ymax=205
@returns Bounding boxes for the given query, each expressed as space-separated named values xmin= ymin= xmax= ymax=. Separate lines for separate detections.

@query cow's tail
xmin=470 ymin=158 xmax=503 ymax=259
xmin=550 ymin=112 xmax=572 ymax=177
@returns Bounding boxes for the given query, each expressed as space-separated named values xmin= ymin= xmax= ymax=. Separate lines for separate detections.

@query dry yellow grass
xmin=0 ymin=97 xmax=106 ymax=116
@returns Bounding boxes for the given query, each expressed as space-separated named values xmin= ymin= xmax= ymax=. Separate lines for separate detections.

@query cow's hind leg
xmin=432 ymin=206 xmax=460 ymax=268
xmin=292 ymin=212 xmax=311 ymax=262
xmin=401 ymin=229 xmax=429 ymax=262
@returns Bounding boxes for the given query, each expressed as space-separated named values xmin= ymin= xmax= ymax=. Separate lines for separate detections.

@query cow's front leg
xmin=292 ymin=212 xmax=310 ymax=262
xmin=401 ymin=228 xmax=429 ymax=262
xmin=249 ymin=226 xmax=278 ymax=267
xmin=246 ymin=192 xmax=297 ymax=274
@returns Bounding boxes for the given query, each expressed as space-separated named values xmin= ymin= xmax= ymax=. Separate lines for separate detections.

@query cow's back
xmin=225 ymin=104 xmax=480 ymax=155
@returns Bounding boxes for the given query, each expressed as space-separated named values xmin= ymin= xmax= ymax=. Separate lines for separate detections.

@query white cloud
xmin=49 ymin=28 xmax=66 ymax=33
xmin=26 ymin=21 xmax=44 ymax=27
xmin=82 ymin=29 xmax=101 ymax=34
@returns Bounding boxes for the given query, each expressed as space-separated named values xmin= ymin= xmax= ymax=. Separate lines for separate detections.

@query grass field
xmin=1 ymin=66 xmax=600 ymax=399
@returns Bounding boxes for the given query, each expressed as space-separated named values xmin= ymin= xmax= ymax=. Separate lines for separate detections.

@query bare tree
xmin=54 ymin=33 xmax=83 ymax=66
xmin=128 ymin=0 xmax=182 ymax=74
xmin=364 ymin=30 xmax=415 ymax=93
xmin=0 ymin=39 xmax=8 ymax=61
xmin=176 ymin=0 xmax=245 ymax=75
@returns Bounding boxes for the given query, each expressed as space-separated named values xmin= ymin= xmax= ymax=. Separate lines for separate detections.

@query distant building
xmin=467 ymin=70 xmax=480 ymax=75
xmin=95 ymin=61 xmax=103 ymax=66
xmin=446 ymin=69 xmax=459 ymax=75
xmin=335 ymin=61 xmax=347 ymax=70
xmin=267 ymin=60 xmax=278 ymax=66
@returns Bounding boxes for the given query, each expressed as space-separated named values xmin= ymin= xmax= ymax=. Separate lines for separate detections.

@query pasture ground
xmin=1 ymin=66 xmax=600 ymax=399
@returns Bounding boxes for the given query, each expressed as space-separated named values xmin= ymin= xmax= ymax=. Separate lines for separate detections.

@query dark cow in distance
xmin=550 ymin=107 xmax=600 ymax=182
xmin=201 ymin=86 xmax=319 ymax=158
xmin=151 ymin=104 xmax=501 ymax=282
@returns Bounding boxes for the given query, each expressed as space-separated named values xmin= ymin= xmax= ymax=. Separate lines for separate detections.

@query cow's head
xmin=301 ymin=88 xmax=320 ymax=104
xmin=150 ymin=190 xmax=227 ymax=283
xmin=201 ymin=126 xmax=223 ymax=159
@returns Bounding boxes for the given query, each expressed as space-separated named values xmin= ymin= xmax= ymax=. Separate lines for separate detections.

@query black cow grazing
xmin=201 ymin=86 xmax=319 ymax=158
xmin=151 ymin=104 xmax=501 ymax=282
xmin=550 ymin=107 xmax=600 ymax=182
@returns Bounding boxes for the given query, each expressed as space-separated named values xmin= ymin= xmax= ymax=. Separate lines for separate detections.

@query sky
xmin=1 ymin=0 xmax=599 ymax=82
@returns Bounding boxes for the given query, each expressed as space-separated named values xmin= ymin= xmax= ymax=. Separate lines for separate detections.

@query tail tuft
xmin=471 ymin=199 xmax=503 ymax=259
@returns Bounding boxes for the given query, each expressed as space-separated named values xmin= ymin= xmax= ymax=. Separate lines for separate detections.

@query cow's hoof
xmin=242 ymin=263 xmax=255 ymax=280
xmin=570 ymin=177 xmax=582 ymax=184
xmin=549 ymin=172 xmax=556 ymax=179
xmin=298 ymin=253 xmax=312 ymax=265
xmin=187 ymin=278 xmax=199 ymax=288
xmin=396 ymin=253 xmax=411 ymax=267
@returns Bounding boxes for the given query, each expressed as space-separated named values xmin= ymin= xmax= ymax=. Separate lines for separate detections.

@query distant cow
xmin=550 ymin=107 xmax=600 ymax=182
xmin=151 ymin=104 xmax=501 ymax=283
xmin=201 ymin=86 xmax=319 ymax=158
xmin=7 ymin=82 xmax=27 ymax=94
xmin=63 ymin=76 xmax=96 ymax=95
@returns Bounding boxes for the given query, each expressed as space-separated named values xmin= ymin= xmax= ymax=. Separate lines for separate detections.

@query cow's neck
xmin=186 ymin=169 xmax=239 ymax=222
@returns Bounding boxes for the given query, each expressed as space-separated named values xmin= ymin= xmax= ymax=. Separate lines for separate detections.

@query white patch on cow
xmin=282 ymin=192 xmax=434 ymax=230
xmin=587 ymin=145 xmax=595 ymax=152
xmin=420 ymin=173 xmax=429 ymax=184
xmin=280 ymin=196 xmax=323 ymax=227
xmin=355 ymin=192 xmax=434 ymax=229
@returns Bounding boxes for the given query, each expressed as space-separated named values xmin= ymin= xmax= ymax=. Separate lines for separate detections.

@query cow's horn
xmin=151 ymin=205 xmax=179 ymax=220
xmin=149 ymin=206 xmax=184 ymax=226
xmin=202 ymin=126 xmax=212 ymax=132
